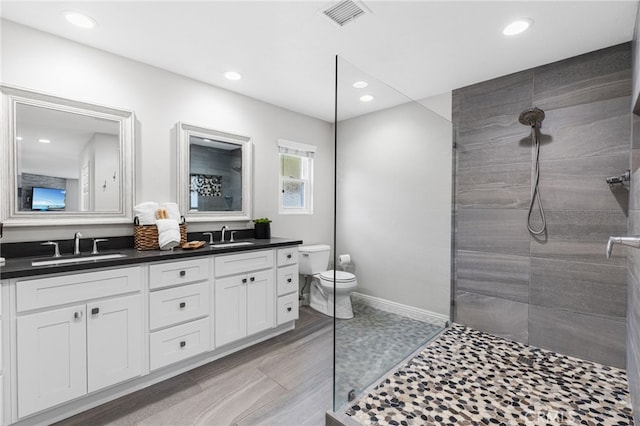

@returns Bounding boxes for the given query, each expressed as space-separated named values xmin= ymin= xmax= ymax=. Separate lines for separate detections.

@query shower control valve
xmin=606 ymin=170 xmax=630 ymax=185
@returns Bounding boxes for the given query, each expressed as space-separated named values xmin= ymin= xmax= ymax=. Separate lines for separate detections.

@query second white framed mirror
xmin=176 ymin=122 xmax=252 ymax=222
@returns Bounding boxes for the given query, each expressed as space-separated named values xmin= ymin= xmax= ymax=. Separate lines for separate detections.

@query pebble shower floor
xmin=346 ymin=324 xmax=634 ymax=425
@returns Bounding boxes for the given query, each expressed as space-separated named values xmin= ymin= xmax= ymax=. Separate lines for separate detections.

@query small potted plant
xmin=253 ymin=217 xmax=272 ymax=239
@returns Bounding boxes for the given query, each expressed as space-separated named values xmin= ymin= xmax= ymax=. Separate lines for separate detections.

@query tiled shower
xmin=453 ymin=42 xmax=631 ymax=368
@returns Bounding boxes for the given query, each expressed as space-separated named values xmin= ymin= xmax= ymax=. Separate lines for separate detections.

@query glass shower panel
xmin=334 ymin=56 xmax=452 ymax=411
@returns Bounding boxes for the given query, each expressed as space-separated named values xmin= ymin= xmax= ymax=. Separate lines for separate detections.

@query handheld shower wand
xmin=519 ymin=107 xmax=546 ymax=235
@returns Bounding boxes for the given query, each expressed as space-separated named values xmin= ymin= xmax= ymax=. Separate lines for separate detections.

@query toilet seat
xmin=319 ymin=270 xmax=355 ymax=282
xmin=319 ymin=270 xmax=356 ymax=289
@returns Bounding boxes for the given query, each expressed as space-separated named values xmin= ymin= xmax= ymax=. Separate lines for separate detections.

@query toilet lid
xmin=320 ymin=270 xmax=355 ymax=282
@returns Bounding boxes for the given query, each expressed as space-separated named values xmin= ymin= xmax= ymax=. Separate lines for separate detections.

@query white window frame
xmin=278 ymin=139 xmax=315 ymax=215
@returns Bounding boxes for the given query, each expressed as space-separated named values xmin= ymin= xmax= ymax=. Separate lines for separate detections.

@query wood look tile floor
xmin=55 ymin=307 xmax=333 ymax=426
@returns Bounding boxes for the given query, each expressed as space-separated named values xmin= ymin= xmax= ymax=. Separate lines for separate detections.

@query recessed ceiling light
xmin=224 ymin=71 xmax=242 ymax=81
xmin=353 ymin=81 xmax=368 ymax=89
xmin=16 ymin=136 xmax=22 ymax=141
xmin=38 ymin=139 xmax=51 ymax=144
xmin=360 ymin=95 xmax=374 ymax=102
xmin=503 ymin=19 xmax=533 ymax=36
xmin=63 ymin=11 xmax=96 ymax=29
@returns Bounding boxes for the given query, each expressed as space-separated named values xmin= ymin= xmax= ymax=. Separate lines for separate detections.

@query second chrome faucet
xmin=74 ymin=232 xmax=83 ymax=255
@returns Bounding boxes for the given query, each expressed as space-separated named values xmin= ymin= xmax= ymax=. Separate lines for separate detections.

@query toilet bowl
xmin=310 ymin=270 xmax=358 ymax=319
xmin=298 ymin=244 xmax=358 ymax=319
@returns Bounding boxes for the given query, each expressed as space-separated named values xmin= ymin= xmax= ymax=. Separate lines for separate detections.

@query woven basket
xmin=133 ymin=216 xmax=187 ymax=250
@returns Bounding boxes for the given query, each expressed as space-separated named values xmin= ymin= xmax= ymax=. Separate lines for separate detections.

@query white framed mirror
xmin=176 ymin=122 xmax=252 ymax=222
xmin=1 ymin=85 xmax=135 ymax=226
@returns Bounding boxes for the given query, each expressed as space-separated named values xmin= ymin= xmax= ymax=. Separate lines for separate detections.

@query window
xmin=278 ymin=139 xmax=315 ymax=214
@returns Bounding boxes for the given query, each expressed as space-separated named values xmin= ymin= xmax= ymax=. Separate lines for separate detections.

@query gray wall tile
xmin=537 ymin=154 xmax=629 ymax=212
xmin=454 ymin=43 xmax=631 ymax=368
xmin=529 ymin=210 xmax=628 ymax=266
xmin=455 ymin=291 xmax=528 ymax=343
xmin=456 ymin=250 xmax=529 ymax=303
xmin=529 ymin=305 xmax=626 ymax=368
xmin=537 ymin=97 xmax=630 ymax=161
xmin=456 ymin=121 xmax=530 ymax=167
xmin=456 ymin=162 xmax=530 ymax=209
xmin=627 ymin=273 xmax=640 ymax=357
xmin=534 ymin=43 xmax=631 ymax=110
xmin=530 ymin=257 xmax=626 ymax=318
xmin=457 ymin=70 xmax=533 ymax=127
xmin=456 ymin=208 xmax=530 ymax=256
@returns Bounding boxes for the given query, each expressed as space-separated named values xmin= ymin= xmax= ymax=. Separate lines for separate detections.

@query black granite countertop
xmin=0 ymin=237 xmax=302 ymax=279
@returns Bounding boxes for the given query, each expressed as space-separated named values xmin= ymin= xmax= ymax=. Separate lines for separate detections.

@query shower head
xmin=519 ymin=107 xmax=545 ymax=127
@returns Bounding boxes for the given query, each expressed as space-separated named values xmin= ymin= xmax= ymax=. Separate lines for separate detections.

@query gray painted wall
xmin=336 ymin=101 xmax=452 ymax=316
xmin=453 ymin=43 xmax=631 ymax=368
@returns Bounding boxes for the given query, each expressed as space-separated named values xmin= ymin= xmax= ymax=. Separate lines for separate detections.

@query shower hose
xmin=527 ymin=125 xmax=546 ymax=235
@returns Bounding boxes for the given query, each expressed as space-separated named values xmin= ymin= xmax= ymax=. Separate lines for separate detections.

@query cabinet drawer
xmin=277 ymin=247 xmax=298 ymax=267
xmin=149 ymin=281 xmax=210 ymax=330
xmin=17 ymin=267 xmax=142 ymax=312
xmin=277 ymin=293 xmax=299 ymax=325
xmin=214 ymin=250 xmax=274 ymax=277
xmin=277 ymin=264 xmax=299 ymax=296
xmin=149 ymin=258 xmax=210 ymax=290
xmin=149 ymin=318 xmax=210 ymax=371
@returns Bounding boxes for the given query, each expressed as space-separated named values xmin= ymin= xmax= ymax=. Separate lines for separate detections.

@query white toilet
xmin=298 ymin=244 xmax=358 ymax=319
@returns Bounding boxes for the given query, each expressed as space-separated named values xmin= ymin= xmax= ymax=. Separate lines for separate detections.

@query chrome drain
xmin=517 ymin=355 xmax=536 ymax=366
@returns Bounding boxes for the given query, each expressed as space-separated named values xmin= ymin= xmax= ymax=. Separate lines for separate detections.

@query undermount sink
xmin=32 ymin=253 xmax=126 ymax=266
xmin=210 ymin=242 xmax=254 ymax=248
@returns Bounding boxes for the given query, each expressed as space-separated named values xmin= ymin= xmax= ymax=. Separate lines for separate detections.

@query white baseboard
xmin=351 ymin=292 xmax=449 ymax=324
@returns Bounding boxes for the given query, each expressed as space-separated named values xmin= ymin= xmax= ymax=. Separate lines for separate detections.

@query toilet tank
xmin=298 ymin=244 xmax=331 ymax=275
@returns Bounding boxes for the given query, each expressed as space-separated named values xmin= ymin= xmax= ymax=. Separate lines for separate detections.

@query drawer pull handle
xmin=286 ymin=254 xmax=292 ymax=259
xmin=180 ymin=341 xmax=186 ymax=348
xmin=287 ymin=278 xmax=292 ymax=283
xmin=242 ymin=278 xmax=247 ymax=284
xmin=74 ymin=311 xmax=83 ymax=319
xmin=250 ymin=276 xmax=255 ymax=282
xmin=179 ymin=302 xmax=186 ymax=309
xmin=179 ymin=270 xmax=186 ymax=277
xmin=287 ymin=307 xmax=292 ymax=312
xmin=91 ymin=307 xmax=100 ymax=315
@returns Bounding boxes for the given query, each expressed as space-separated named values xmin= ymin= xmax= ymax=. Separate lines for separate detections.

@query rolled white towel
xmin=156 ymin=219 xmax=181 ymax=250
xmin=160 ymin=202 xmax=181 ymax=222
xmin=134 ymin=201 xmax=159 ymax=225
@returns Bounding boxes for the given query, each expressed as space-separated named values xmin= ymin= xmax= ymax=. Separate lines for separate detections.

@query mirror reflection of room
xmin=15 ymin=103 xmax=121 ymax=213
xmin=188 ymin=136 xmax=243 ymax=213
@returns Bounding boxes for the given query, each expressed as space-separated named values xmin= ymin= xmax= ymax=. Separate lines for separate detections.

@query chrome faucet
xmin=220 ymin=226 xmax=228 ymax=243
xmin=203 ymin=232 xmax=214 ymax=244
xmin=74 ymin=232 xmax=83 ymax=255
xmin=41 ymin=241 xmax=61 ymax=257
xmin=92 ymin=238 xmax=108 ymax=255
xmin=606 ymin=236 xmax=640 ymax=258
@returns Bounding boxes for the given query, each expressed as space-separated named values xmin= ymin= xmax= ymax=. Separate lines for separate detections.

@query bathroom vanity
xmin=0 ymin=238 xmax=301 ymax=425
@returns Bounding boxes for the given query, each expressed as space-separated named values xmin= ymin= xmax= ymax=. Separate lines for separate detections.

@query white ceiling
xmin=1 ymin=1 xmax=638 ymax=122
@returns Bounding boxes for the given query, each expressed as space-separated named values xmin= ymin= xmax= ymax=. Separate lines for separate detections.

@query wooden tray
xmin=181 ymin=240 xmax=205 ymax=250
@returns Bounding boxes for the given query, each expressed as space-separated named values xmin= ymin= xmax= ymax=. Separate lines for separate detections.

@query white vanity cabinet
xmin=214 ymin=250 xmax=275 ymax=347
xmin=15 ymin=267 xmax=143 ymax=418
xmin=1 ymin=242 xmax=301 ymax=425
xmin=276 ymin=247 xmax=299 ymax=325
xmin=148 ymin=258 xmax=211 ymax=370
xmin=0 ymin=288 xmax=4 ymax=426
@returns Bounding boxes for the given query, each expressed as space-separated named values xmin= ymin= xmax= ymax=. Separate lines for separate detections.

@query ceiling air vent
xmin=322 ymin=0 xmax=370 ymax=27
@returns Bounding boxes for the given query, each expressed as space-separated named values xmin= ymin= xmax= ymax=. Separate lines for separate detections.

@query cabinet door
xmin=246 ymin=269 xmax=275 ymax=336
xmin=87 ymin=294 xmax=143 ymax=393
xmin=17 ymin=305 xmax=87 ymax=418
xmin=215 ymin=275 xmax=247 ymax=347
